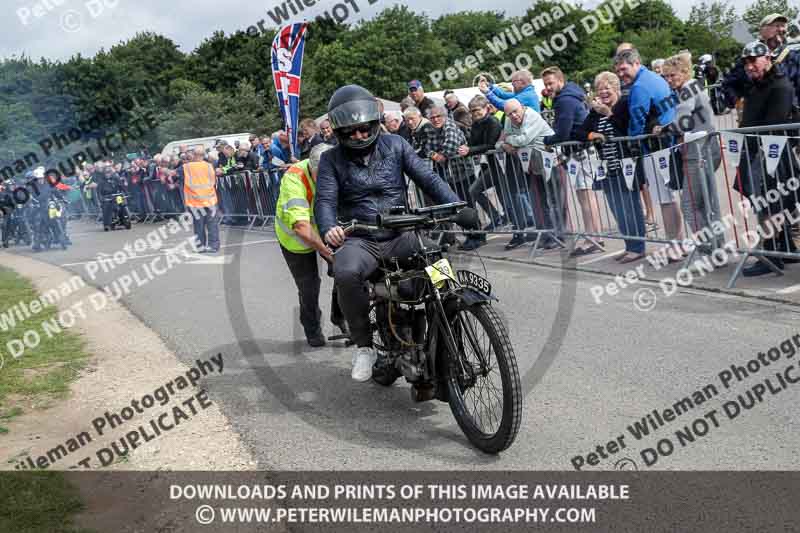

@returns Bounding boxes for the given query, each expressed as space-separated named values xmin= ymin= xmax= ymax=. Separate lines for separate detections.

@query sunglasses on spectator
xmin=340 ymin=124 xmax=373 ymax=136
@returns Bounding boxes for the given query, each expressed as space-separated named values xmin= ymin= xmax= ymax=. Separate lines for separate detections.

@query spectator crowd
xmin=10 ymin=11 xmax=798 ymax=279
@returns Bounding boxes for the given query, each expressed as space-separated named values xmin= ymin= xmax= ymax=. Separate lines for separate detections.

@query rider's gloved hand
xmin=453 ymin=207 xmax=479 ymax=230
xmin=324 ymin=226 xmax=346 ymax=248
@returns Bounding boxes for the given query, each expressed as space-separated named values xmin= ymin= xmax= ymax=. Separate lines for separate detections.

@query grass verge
xmin=0 ymin=472 xmax=94 ymax=533
xmin=0 ymin=267 xmax=94 ymax=531
xmin=0 ymin=266 xmax=89 ymax=432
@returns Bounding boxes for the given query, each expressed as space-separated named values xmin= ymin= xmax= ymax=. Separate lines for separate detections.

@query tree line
xmin=0 ymin=0 xmax=795 ymax=174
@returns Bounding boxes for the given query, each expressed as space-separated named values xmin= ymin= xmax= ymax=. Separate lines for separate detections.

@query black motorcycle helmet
xmin=327 ymin=85 xmax=382 ymax=151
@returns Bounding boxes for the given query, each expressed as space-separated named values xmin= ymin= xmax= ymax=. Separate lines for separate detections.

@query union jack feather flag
xmin=271 ymin=23 xmax=308 ymax=160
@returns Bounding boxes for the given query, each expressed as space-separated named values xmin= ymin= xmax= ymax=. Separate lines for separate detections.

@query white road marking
xmin=59 ymin=239 xmax=276 ymax=267
xmin=777 ymin=284 xmax=800 ymax=295
xmin=183 ymin=254 xmax=234 ymax=265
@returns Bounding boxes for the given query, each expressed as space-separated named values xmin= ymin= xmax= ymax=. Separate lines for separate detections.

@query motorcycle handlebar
xmin=339 ymin=203 xmax=478 ymax=235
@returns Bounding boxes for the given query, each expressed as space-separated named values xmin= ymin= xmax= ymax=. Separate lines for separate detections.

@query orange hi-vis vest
xmin=183 ymin=161 xmax=218 ymax=208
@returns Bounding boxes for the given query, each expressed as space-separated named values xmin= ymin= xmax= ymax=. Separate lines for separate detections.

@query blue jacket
xmin=315 ymin=133 xmax=459 ymax=239
xmin=270 ymin=138 xmax=291 ymax=166
xmin=544 ymin=82 xmax=588 ymax=145
xmin=627 ymin=66 xmax=676 ymax=136
xmin=486 ymin=84 xmax=541 ymax=112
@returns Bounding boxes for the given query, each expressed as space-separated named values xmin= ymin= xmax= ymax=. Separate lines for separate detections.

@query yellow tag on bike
xmin=425 ymin=258 xmax=456 ymax=289
xmin=48 ymin=207 xmax=58 ymax=218
xmin=116 ymin=196 xmax=123 ymax=205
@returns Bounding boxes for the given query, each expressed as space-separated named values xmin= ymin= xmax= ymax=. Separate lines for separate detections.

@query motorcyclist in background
xmin=99 ymin=164 xmax=124 ymax=231
xmin=30 ymin=166 xmax=68 ymax=251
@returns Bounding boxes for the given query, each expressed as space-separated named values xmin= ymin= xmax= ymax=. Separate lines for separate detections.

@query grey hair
xmin=403 ymin=106 xmax=421 ymax=119
xmin=651 ymin=58 xmax=665 ymax=68
xmin=614 ymin=48 xmax=641 ymax=66
xmin=426 ymin=105 xmax=447 ymax=118
xmin=384 ymin=110 xmax=402 ymax=122
xmin=468 ymin=94 xmax=490 ymax=109
xmin=308 ymin=143 xmax=333 ymax=173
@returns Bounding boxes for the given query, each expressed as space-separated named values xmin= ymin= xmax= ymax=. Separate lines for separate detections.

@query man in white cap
xmin=721 ymin=13 xmax=800 ymax=110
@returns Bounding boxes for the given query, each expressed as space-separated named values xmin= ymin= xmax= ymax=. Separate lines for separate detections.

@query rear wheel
xmin=444 ymin=303 xmax=521 ymax=454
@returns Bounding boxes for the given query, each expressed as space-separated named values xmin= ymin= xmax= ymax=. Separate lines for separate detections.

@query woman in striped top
xmin=575 ymin=71 xmax=647 ymax=263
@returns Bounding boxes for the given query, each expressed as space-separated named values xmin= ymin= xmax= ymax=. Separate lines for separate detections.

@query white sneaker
xmin=351 ymin=346 xmax=377 ymax=382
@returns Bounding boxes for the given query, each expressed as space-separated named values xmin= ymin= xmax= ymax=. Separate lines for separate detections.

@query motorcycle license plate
xmin=425 ymin=258 xmax=456 ymax=288
xmin=48 ymin=208 xmax=58 ymax=218
xmin=457 ymin=270 xmax=492 ymax=297
xmin=116 ymin=196 xmax=123 ymax=205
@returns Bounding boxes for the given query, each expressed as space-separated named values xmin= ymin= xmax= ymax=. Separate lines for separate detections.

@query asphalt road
xmin=8 ymin=218 xmax=800 ymax=471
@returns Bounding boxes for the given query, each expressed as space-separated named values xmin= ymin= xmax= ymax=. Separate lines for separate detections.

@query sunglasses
xmin=340 ymin=124 xmax=374 ymax=136
xmin=408 ymin=87 xmax=420 ymax=92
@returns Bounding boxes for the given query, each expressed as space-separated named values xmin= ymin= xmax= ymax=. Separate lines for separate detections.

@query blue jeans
xmin=602 ymin=172 xmax=646 ymax=254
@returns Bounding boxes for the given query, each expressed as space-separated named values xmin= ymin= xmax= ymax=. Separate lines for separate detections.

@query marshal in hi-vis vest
xmin=182 ymin=161 xmax=218 ymax=208
xmin=275 ymin=160 xmax=317 ymax=254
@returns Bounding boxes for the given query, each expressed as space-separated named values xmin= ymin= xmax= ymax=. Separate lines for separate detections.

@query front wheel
xmin=444 ymin=303 xmax=521 ymax=454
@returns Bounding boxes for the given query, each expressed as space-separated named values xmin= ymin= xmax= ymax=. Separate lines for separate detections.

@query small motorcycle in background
xmin=31 ymin=197 xmax=68 ymax=251
xmin=104 ymin=193 xmax=132 ymax=230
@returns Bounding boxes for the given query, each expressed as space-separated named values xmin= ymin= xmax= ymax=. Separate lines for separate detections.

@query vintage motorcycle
xmin=339 ymin=202 xmax=522 ymax=454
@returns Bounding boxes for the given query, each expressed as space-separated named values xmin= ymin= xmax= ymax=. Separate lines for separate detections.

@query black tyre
xmin=443 ymin=303 xmax=521 ymax=454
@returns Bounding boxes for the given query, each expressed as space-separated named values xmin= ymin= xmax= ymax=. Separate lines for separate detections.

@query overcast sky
xmin=3 ymin=0 xmax=757 ymax=62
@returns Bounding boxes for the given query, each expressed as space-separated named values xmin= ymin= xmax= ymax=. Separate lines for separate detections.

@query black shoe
xmin=504 ymin=234 xmax=525 ymax=250
xmin=103 ymin=226 xmax=110 ymax=232
xmin=542 ymin=238 xmax=562 ymax=250
xmin=307 ymin=331 xmax=326 ymax=347
xmin=743 ymin=259 xmax=783 ymax=277
xmin=372 ymin=354 xmax=401 ymax=386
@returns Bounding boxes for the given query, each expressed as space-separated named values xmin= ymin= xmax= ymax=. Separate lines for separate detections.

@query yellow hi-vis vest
xmin=275 ymin=160 xmax=317 ymax=254
xmin=183 ymin=161 xmax=218 ymax=208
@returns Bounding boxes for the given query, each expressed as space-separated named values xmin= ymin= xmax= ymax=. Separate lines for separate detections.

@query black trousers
xmin=102 ymin=198 xmax=115 ymax=227
xmin=281 ymin=246 xmax=344 ymax=338
xmin=333 ymin=233 xmax=421 ymax=347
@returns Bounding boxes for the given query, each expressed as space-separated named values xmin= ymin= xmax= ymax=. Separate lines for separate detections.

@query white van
xmin=160 ymin=133 xmax=255 ymax=159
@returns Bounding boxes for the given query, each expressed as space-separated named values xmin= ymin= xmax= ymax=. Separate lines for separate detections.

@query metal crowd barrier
xmin=68 ymin=169 xmax=282 ymax=231
xmin=408 ymin=120 xmax=800 ymax=289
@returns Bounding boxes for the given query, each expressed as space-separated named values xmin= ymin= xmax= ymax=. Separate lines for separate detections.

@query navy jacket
xmin=315 ymin=133 xmax=459 ymax=239
xmin=544 ymin=82 xmax=588 ymax=146
xmin=722 ymin=44 xmax=800 ymax=107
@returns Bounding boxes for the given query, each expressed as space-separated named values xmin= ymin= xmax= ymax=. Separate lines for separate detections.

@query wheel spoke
xmin=450 ymin=307 xmax=507 ymax=435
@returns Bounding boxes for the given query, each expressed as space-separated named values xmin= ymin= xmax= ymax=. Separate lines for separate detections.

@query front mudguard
xmin=431 ymin=288 xmax=493 ymax=387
